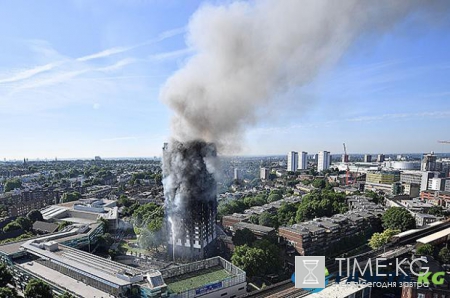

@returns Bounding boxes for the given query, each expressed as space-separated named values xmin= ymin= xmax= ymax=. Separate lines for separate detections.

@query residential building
xmin=364 ymin=154 xmax=372 ymax=162
xmin=421 ymin=190 xmax=450 ymax=207
xmin=429 ymin=177 xmax=450 ymax=191
xmin=279 ymin=209 xmax=383 ymax=256
xmin=377 ymin=154 xmax=385 ymax=162
xmin=421 ymin=151 xmax=437 ymax=171
xmin=317 ymin=151 xmax=331 ymax=172
xmin=421 ymin=171 xmax=440 ymax=191
xmin=233 ymin=168 xmax=240 ymax=180
xmin=298 ymin=151 xmax=308 ymax=170
xmin=260 ymin=167 xmax=270 ymax=180
xmin=287 ymin=151 xmax=298 ymax=172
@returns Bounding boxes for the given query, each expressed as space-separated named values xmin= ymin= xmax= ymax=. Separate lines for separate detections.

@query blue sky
xmin=0 ymin=0 xmax=449 ymax=159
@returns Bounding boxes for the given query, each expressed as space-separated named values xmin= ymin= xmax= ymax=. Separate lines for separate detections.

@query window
xmin=238 ymin=287 xmax=245 ymax=291
xmin=418 ymin=294 xmax=425 ymax=298
xmin=221 ymin=293 xmax=227 ymax=296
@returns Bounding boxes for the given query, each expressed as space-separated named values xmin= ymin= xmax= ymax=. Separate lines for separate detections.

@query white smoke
xmin=160 ymin=0 xmax=449 ymax=151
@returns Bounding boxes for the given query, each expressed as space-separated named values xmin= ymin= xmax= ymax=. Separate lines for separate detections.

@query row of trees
xmin=295 ymin=190 xmax=348 ymax=222
xmin=231 ymin=237 xmax=281 ymax=277
xmin=218 ymin=190 xmax=285 ymax=218
xmin=131 ymin=203 xmax=165 ymax=251
xmin=60 ymin=192 xmax=82 ymax=203
xmin=3 ymin=178 xmax=21 ymax=193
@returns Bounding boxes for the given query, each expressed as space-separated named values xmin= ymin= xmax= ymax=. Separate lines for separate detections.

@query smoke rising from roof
xmin=160 ymin=0 xmax=449 ymax=151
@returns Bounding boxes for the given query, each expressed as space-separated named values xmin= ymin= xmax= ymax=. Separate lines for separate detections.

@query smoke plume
xmin=160 ymin=0 xmax=449 ymax=150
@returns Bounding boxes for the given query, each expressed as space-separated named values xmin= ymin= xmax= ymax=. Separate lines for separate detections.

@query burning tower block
xmin=163 ymin=141 xmax=218 ymax=261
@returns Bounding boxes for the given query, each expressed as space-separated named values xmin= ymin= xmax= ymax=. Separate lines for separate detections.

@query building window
xmin=418 ymin=294 xmax=425 ymax=298
xmin=221 ymin=293 xmax=227 ymax=296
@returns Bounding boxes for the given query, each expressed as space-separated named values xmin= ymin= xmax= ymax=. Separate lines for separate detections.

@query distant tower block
xmin=163 ymin=141 xmax=217 ymax=261
xmin=298 ymin=152 xmax=308 ymax=170
xmin=287 ymin=151 xmax=298 ymax=172
xmin=364 ymin=154 xmax=372 ymax=163
xmin=318 ymin=151 xmax=331 ymax=172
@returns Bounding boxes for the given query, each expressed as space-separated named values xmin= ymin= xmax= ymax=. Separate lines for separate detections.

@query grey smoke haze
xmin=160 ymin=0 xmax=449 ymax=151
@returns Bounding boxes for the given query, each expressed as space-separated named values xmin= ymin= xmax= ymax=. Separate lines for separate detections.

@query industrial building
xmin=0 ymin=223 xmax=246 ymax=298
xmin=41 ymin=198 xmax=119 ymax=230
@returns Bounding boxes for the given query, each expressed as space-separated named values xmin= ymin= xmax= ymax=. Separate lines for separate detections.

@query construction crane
xmin=343 ymin=143 xmax=350 ymax=185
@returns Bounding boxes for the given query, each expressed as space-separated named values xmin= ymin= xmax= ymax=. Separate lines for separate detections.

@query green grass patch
xmin=166 ymin=266 xmax=232 ymax=294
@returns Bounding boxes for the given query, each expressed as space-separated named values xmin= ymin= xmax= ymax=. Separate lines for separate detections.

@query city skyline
xmin=1 ymin=1 xmax=450 ymax=159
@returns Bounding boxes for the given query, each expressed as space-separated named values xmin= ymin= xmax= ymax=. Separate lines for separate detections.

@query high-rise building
xmin=163 ymin=141 xmax=217 ymax=261
xmin=318 ymin=151 xmax=331 ymax=172
xmin=234 ymin=168 xmax=240 ymax=180
xmin=421 ymin=152 xmax=437 ymax=171
xmin=364 ymin=154 xmax=372 ymax=163
xmin=260 ymin=167 xmax=270 ymax=180
xmin=342 ymin=154 xmax=349 ymax=163
xmin=298 ymin=151 xmax=308 ymax=170
xmin=377 ymin=154 xmax=385 ymax=163
xmin=287 ymin=151 xmax=298 ymax=172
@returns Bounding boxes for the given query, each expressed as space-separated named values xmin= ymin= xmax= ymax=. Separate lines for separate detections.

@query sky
xmin=0 ymin=0 xmax=450 ymax=160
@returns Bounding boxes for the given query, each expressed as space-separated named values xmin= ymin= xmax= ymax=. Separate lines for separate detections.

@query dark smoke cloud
xmin=160 ymin=0 xmax=450 ymax=151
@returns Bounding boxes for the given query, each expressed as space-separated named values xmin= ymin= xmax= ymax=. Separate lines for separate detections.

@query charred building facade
xmin=163 ymin=141 xmax=218 ymax=261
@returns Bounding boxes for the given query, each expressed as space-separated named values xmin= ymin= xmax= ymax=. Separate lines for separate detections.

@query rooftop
xmin=417 ymin=227 xmax=450 ymax=244
xmin=165 ymin=265 xmax=232 ymax=294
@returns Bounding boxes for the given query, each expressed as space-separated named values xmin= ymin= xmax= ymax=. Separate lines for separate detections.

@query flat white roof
xmin=417 ymin=227 xmax=450 ymax=244
xmin=19 ymin=261 xmax=111 ymax=298
xmin=306 ymin=281 xmax=370 ymax=297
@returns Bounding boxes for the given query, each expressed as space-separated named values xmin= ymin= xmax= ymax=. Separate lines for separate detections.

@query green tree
xmin=97 ymin=233 xmax=114 ymax=251
xmin=253 ymin=239 xmax=281 ymax=274
xmin=258 ymin=212 xmax=277 ymax=228
xmin=438 ymin=247 xmax=450 ymax=264
xmin=27 ymin=210 xmax=44 ymax=223
xmin=277 ymin=202 xmax=298 ymax=226
xmin=416 ymin=244 xmax=434 ymax=256
xmin=0 ymin=264 xmax=13 ymax=287
xmin=267 ymin=193 xmax=282 ymax=203
xmin=4 ymin=179 xmax=22 ymax=192
xmin=117 ymin=195 xmax=133 ymax=207
xmin=2 ymin=222 xmax=22 ymax=233
xmin=365 ymin=190 xmax=384 ymax=205
xmin=0 ymin=287 xmax=19 ymax=298
xmin=59 ymin=292 xmax=74 ymax=298
xmin=60 ymin=192 xmax=82 ymax=203
xmin=368 ymin=229 xmax=400 ymax=250
xmin=312 ymin=179 xmax=326 ymax=189
xmin=231 ymin=245 xmax=266 ymax=277
xmin=24 ymin=279 xmax=53 ymax=298
xmin=15 ymin=217 xmax=32 ymax=231
xmin=427 ymin=206 xmax=444 ymax=217
xmin=382 ymin=207 xmax=416 ymax=232
xmin=232 ymin=228 xmax=256 ymax=247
